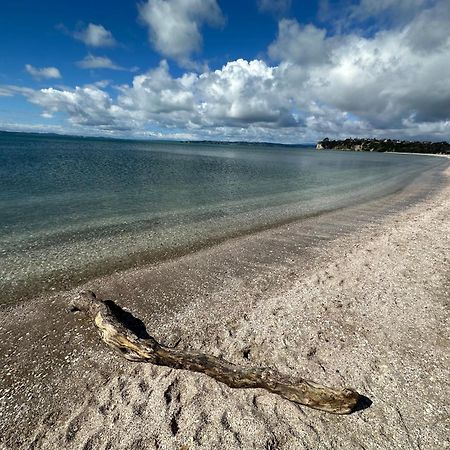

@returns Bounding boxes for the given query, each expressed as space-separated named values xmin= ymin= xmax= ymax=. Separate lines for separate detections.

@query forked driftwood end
xmin=71 ymin=290 xmax=368 ymax=414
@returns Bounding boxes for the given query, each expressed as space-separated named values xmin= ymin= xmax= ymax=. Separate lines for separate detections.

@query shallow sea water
xmin=0 ymin=132 xmax=444 ymax=303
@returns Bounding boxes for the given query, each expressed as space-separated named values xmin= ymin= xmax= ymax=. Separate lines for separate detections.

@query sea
xmin=0 ymin=132 xmax=444 ymax=304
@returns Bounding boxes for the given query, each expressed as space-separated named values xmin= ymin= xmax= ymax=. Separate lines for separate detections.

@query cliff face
xmin=316 ymin=138 xmax=450 ymax=154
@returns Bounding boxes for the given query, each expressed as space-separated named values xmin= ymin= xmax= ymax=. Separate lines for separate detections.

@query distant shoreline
xmin=316 ymin=137 xmax=450 ymax=155
xmin=4 ymin=129 xmax=450 ymax=151
xmin=0 ymin=129 xmax=314 ymax=148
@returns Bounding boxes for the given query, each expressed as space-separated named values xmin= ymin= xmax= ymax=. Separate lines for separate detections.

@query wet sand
xmin=1 ymin=161 xmax=449 ymax=449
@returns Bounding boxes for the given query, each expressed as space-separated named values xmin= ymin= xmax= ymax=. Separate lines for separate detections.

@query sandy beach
xmin=1 ymin=161 xmax=449 ymax=449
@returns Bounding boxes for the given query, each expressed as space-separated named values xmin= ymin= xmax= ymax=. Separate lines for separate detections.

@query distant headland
xmin=316 ymin=138 xmax=450 ymax=154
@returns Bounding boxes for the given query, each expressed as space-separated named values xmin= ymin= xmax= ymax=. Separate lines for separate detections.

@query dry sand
xmin=1 ymin=163 xmax=449 ymax=449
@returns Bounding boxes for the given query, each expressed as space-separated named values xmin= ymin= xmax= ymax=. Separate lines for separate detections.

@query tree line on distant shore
xmin=316 ymin=138 xmax=450 ymax=154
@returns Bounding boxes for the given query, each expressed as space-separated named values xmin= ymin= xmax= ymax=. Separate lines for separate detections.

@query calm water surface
xmin=0 ymin=133 xmax=444 ymax=303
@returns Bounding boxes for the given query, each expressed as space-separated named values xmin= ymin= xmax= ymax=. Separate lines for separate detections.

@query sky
xmin=0 ymin=0 xmax=449 ymax=143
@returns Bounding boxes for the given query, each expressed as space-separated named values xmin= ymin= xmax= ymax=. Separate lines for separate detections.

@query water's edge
xmin=2 ymin=157 xmax=448 ymax=306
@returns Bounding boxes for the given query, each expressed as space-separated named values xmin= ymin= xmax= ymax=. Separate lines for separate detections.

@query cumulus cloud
xmin=196 ymin=59 xmax=296 ymax=126
xmin=117 ymin=59 xmax=297 ymax=128
xmin=138 ymin=0 xmax=224 ymax=67
xmin=117 ymin=60 xmax=196 ymax=116
xmin=26 ymin=85 xmax=128 ymax=128
xmin=265 ymin=0 xmax=450 ymax=133
xmin=25 ymin=64 xmax=62 ymax=80
xmin=73 ymin=23 xmax=117 ymax=47
xmin=269 ymin=20 xmax=329 ymax=66
xmin=14 ymin=59 xmax=298 ymax=134
xmin=76 ymin=54 xmax=125 ymax=71
xmin=5 ymin=0 xmax=450 ymax=142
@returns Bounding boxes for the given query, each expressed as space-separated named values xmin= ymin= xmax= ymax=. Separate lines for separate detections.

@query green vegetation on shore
xmin=316 ymin=138 xmax=450 ymax=154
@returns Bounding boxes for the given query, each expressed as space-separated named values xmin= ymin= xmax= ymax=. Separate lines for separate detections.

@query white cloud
xmin=138 ymin=0 xmax=224 ymax=67
xmin=257 ymin=0 xmax=291 ymax=15
xmin=25 ymin=64 xmax=62 ymax=80
xmin=25 ymin=85 xmax=128 ymax=128
xmin=268 ymin=20 xmax=329 ymax=66
xmin=115 ymin=59 xmax=297 ymax=128
xmin=117 ymin=60 xmax=196 ymax=115
xmin=73 ymin=23 xmax=117 ymax=47
xmin=76 ymin=54 xmax=125 ymax=71
xmin=5 ymin=1 xmax=450 ymax=143
xmin=196 ymin=59 xmax=295 ymax=126
xmin=266 ymin=1 xmax=450 ymax=131
xmin=14 ymin=59 xmax=298 ymax=136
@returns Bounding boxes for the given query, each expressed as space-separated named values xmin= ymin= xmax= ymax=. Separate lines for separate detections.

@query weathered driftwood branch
xmin=71 ymin=291 xmax=367 ymax=414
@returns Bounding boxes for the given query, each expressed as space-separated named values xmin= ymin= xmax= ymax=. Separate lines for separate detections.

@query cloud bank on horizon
xmin=0 ymin=0 xmax=449 ymax=143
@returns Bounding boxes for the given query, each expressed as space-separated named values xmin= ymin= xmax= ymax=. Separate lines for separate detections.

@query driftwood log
xmin=71 ymin=291 xmax=368 ymax=414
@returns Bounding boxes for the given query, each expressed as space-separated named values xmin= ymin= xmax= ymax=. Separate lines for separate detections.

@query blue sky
xmin=0 ymin=0 xmax=449 ymax=143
